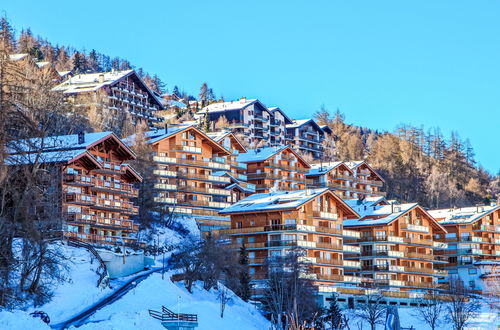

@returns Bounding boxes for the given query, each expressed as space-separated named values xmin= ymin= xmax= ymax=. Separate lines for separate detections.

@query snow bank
xmin=0 ymin=310 xmax=50 ymax=329
xmin=75 ymin=272 xmax=270 ymax=330
xmin=29 ymin=245 xmax=112 ymax=324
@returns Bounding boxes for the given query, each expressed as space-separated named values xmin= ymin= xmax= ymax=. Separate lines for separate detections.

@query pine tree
xmin=72 ymin=51 xmax=85 ymax=73
xmin=172 ymin=85 xmax=180 ymax=98
xmin=199 ymin=82 xmax=208 ymax=107
xmin=202 ymin=113 xmax=211 ymax=132
xmin=326 ymin=294 xmax=343 ymax=329
xmin=87 ymin=49 xmax=100 ymax=72
xmin=238 ymin=245 xmax=252 ymax=302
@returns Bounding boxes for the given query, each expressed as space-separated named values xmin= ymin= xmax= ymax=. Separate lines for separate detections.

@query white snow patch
xmin=0 ymin=310 xmax=50 ymax=329
xmin=74 ymin=272 xmax=270 ymax=330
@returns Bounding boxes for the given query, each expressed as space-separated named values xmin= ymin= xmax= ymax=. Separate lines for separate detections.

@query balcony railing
xmin=175 ymin=145 xmax=202 ymax=154
xmin=400 ymin=223 xmax=430 ymax=233
xmin=63 ymin=174 xmax=94 ymax=186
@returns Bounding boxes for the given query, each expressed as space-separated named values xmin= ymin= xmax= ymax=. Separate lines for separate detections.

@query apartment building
xmin=206 ymin=131 xmax=256 ymax=201
xmin=429 ymin=205 xmax=500 ymax=291
xmin=53 ymin=70 xmax=164 ymax=127
xmin=237 ymin=146 xmax=311 ymax=193
xmin=140 ymin=125 xmax=236 ymax=232
xmin=218 ymin=188 xmax=362 ymax=297
xmin=196 ymin=98 xmax=291 ymax=147
xmin=8 ymin=132 xmax=142 ymax=246
xmin=306 ymin=161 xmax=385 ymax=199
xmin=343 ymin=203 xmax=449 ymax=292
xmin=285 ymin=119 xmax=327 ymax=159
xmin=267 ymin=107 xmax=293 ymax=146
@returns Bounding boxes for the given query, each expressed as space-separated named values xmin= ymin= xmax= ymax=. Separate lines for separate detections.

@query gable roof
xmin=343 ymin=203 xmax=447 ymax=233
xmin=428 ymin=205 xmax=500 ymax=225
xmin=199 ymin=98 xmax=269 ymax=114
xmin=7 ymin=131 xmax=136 ymax=168
xmin=286 ymin=118 xmax=324 ymax=133
xmin=236 ymin=145 xmax=311 ymax=168
xmin=321 ymin=125 xmax=333 ymax=135
xmin=345 ymin=161 xmax=385 ymax=182
xmin=206 ymin=131 xmax=247 ymax=153
xmin=220 ymin=188 xmax=359 ymax=217
xmin=267 ymin=107 xmax=293 ymax=124
xmin=306 ymin=162 xmax=353 ymax=177
xmin=52 ymin=70 xmax=164 ymax=108
xmin=139 ymin=125 xmax=231 ymax=156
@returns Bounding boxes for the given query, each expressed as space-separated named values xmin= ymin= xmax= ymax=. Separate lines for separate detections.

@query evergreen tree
xmin=71 ymin=51 xmax=85 ymax=73
xmin=325 ymin=294 xmax=343 ymax=329
xmin=172 ymin=85 xmax=180 ymax=97
xmin=0 ymin=16 xmax=15 ymax=52
xmin=199 ymin=82 xmax=208 ymax=107
xmin=202 ymin=113 xmax=211 ymax=132
xmin=237 ymin=245 xmax=252 ymax=302
xmin=87 ymin=49 xmax=100 ymax=72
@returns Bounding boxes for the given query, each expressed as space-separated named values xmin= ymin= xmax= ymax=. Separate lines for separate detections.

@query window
xmin=236 ymin=237 xmax=243 ymax=244
xmin=236 ymin=222 xmax=242 ymax=228
xmin=468 ymin=268 xmax=477 ymax=275
xmin=248 ymin=237 xmax=255 ymax=243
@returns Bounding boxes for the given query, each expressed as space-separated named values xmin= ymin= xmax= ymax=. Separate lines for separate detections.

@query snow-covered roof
xmin=343 ymin=196 xmax=388 ymax=210
xmin=53 ymin=70 xmax=133 ymax=94
xmin=286 ymin=118 xmax=323 ymax=132
xmin=321 ymin=125 xmax=332 ymax=134
xmin=52 ymin=69 xmax=163 ymax=107
xmin=236 ymin=145 xmax=289 ymax=163
xmin=343 ymin=203 xmax=418 ymax=227
xmin=306 ymin=161 xmax=346 ymax=176
xmin=142 ymin=125 xmax=191 ymax=144
xmin=10 ymin=131 xmax=115 ymax=153
xmin=201 ymin=98 xmax=258 ymax=112
xmin=9 ymin=53 xmax=29 ymax=61
xmin=428 ymin=205 xmax=500 ymax=225
xmin=345 ymin=161 xmax=365 ymax=169
xmin=7 ymin=149 xmax=98 ymax=166
xmin=220 ymin=188 xmax=330 ymax=214
xmin=35 ymin=61 xmax=50 ymax=68
xmin=206 ymin=131 xmax=231 ymax=143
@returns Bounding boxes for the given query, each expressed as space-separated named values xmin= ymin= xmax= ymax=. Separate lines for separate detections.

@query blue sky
xmin=3 ymin=1 xmax=499 ymax=173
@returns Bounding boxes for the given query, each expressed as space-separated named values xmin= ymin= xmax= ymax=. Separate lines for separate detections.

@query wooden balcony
xmin=64 ymin=193 xmax=95 ymax=205
xmin=63 ymin=174 xmax=94 ymax=186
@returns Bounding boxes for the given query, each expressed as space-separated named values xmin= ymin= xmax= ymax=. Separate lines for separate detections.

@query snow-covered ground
xmin=73 ymin=272 xmax=270 ymax=330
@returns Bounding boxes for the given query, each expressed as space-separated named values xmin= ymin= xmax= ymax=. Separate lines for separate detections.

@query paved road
xmin=50 ymin=267 xmax=164 ymax=329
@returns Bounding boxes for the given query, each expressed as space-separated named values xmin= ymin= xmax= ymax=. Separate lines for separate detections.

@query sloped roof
xmin=343 ymin=203 xmax=447 ymax=233
xmin=6 ymin=131 xmax=136 ymax=167
xmin=135 ymin=125 xmax=231 ymax=155
xmin=286 ymin=118 xmax=323 ymax=133
xmin=236 ymin=145 xmax=311 ymax=168
xmin=428 ymin=205 xmax=500 ymax=225
xmin=343 ymin=196 xmax=388 ymax=211
xmin=345 ymin=160 xmax=385 ymax=182
xmin=268 ymin=107 xmax=293 ymax=124
xmin=306 ymin=161 xmax=351 ymax=176
xmin=52 ymin=69 xmax=163 ymax=107
xmin=207 ymin=131 xmax=247 ymax=153
xmin=220 ymin=188 xmax=323 ymax=213
xmin=200 ymin=98 xmax=263 ymax=113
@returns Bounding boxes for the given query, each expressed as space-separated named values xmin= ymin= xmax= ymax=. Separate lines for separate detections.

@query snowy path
xmin=50 ymin=267 xmax=163 ymax=330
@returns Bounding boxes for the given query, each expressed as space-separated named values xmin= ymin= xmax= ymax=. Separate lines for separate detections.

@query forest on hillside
xmin=316 ymin=108 xmax=499 ymax=208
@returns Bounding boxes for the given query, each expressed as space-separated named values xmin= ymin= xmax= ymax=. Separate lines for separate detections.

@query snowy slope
xmin=74 ymin=272 xmax=270 ymax=330
xmin=27 ymin=245 xmax=112 ymax=324
xmin=0 ymin=310 xmax=50 ymax=329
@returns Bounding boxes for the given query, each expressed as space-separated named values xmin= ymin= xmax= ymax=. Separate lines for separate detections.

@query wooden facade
xmin=148 ymin=125 xmax=233 ymax=226
xmin=307 ymin=161 xmax=385 ymax=199
xmin=343 ymin=204 xmax=448 ymax=291
xmin=219 ymin=188 xmax=362 ymax=291
xmin=239 ymin=146 xmax=311 ymax=193
xmin=430 ymin=206 xmax=500 ymax=281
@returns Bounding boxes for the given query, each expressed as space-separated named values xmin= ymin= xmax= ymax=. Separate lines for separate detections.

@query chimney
xmin=78 ymin=132 xmax=85 ymax=144
xmin=391 ymin=203 xmax=394 ymax=213
xmin=98 ymin=73 xmax=105 ymax=83
xmin=164 ymin=123 xmax=169 ymax=134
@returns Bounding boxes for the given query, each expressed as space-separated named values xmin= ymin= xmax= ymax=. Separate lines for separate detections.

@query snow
xmin=74 ymin=273 xmax=270 ymax=330
xmin=343 ymin=203 xmax=418 ymax=227
xmin=52 ymin=70 xmax=134 ymax=93
xmin=29 ymin=245 xmax=113 ymax=324
xmin=429 ymin=205 xmax=500 ymax=225
xmin=236 ymin=145 xmax=289 ymax=163
xmin=0 ymin=310 xmax=50 ymax=329
xmin=286 ymin=118 xmax=320 ymax=129
xmin=306 ymin=161 xmax=345 ymax=176
xmin=220 ymin=188 xmax=329 ymax=214
xmin=199 ymin=98 xmax=260 ymax=113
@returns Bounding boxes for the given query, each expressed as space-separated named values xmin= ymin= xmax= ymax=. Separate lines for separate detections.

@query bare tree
xmin=445 ymin=279 xmax=481 ymax=330
xmin=217 ymin=284 xmax=232 ymax=318
xmin=354 ymin=291 xmax=386 ymax=330
xmin=412 ymin=289 xmax=445 ymax=330
xmin=262 ymin=248 xmax=319 ymax=330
